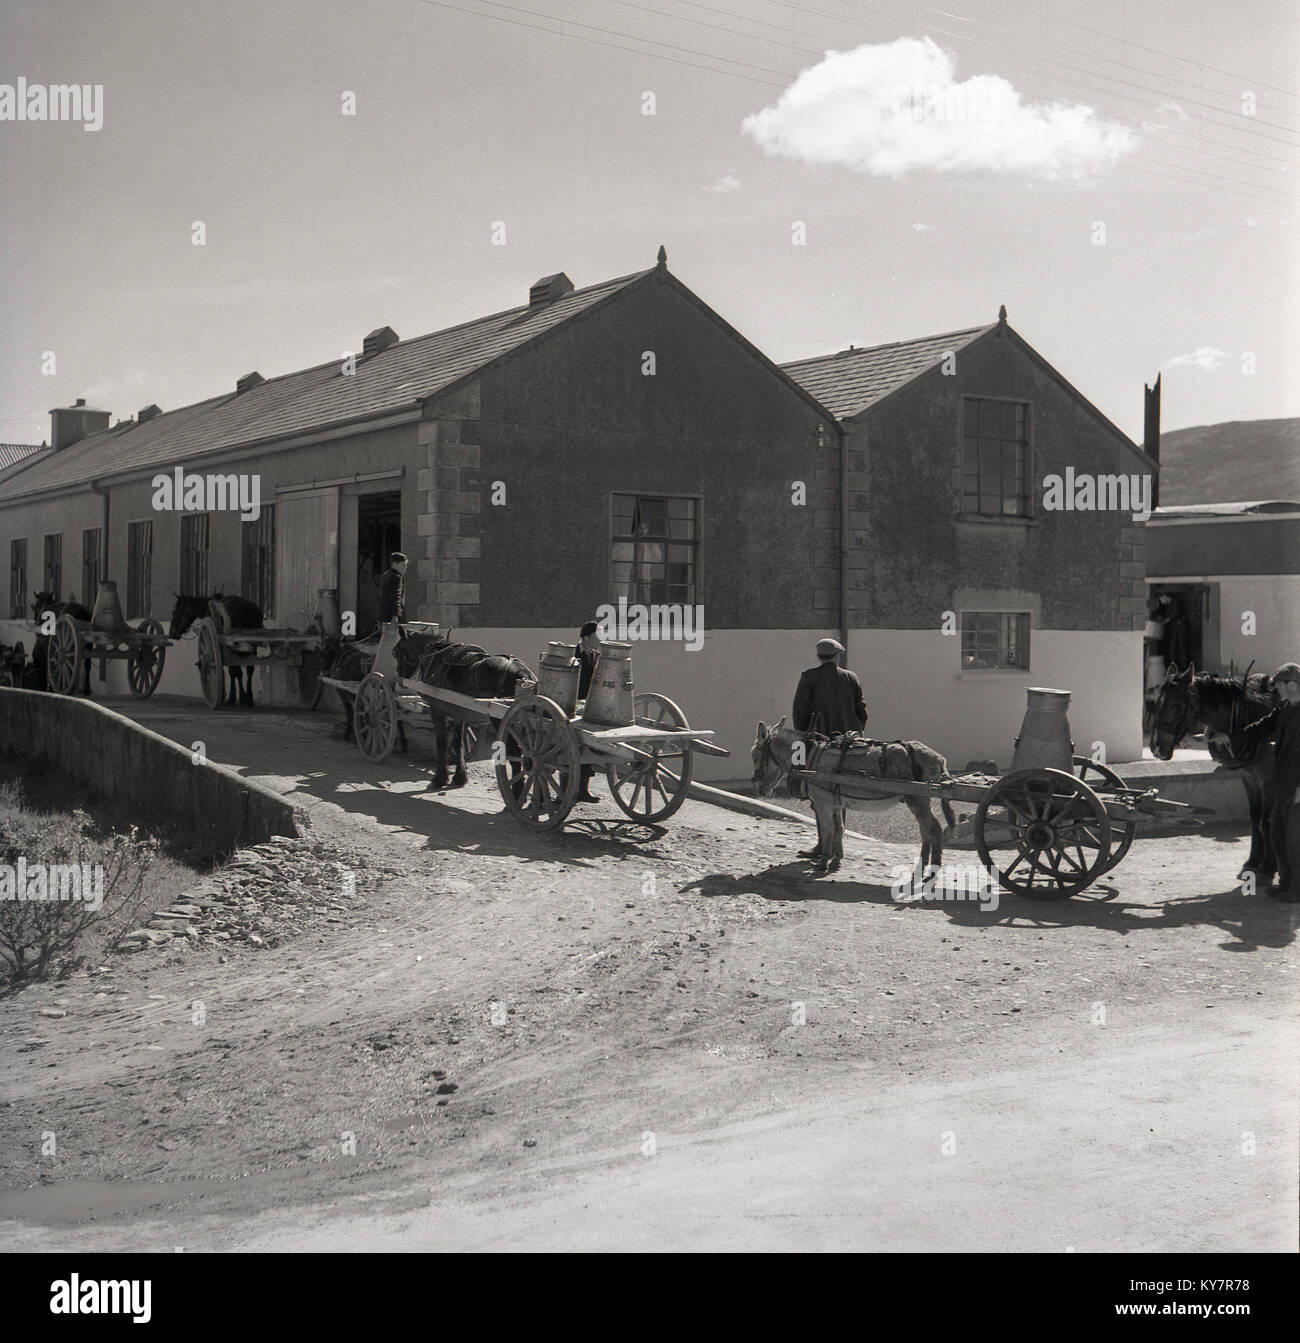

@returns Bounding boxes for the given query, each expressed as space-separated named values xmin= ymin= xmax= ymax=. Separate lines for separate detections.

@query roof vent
xmin=363 ymin=326 xmax=399 ymax=358
xmin=528 ymin=272 xmax=574 ymax=309
xmin=137 ymin=404 xmax=161 ymax=423
xmin=236 ymin=371 xmax=264 ymax=395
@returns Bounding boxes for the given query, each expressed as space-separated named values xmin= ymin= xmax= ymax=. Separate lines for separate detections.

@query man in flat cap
xmin=1210 ymin=660 xmax=1300 ymax=898
xmin=793 ymin=637 xmax=868 ymax=738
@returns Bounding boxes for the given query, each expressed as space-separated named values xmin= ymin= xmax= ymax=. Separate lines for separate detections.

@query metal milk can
xmin=580 ymin=641 xmax=635 ymax=726
xmin=1010 ymin=687 xmax=1075 ymax=771
xmin=91 ymin=579 xmax=127 ymax=632
xmin=537 ymin=641 xmax=580 ymax=717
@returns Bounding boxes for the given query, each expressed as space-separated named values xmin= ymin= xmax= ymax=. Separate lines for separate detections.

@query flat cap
xmin=1270 ymin=662 xmax=1300 ymax=685
xmin=816 ymin=638 xmax=845 ymax=657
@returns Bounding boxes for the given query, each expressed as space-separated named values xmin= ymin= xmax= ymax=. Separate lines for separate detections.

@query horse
xmin=414 ymin=642 xmax=535 ymax=789
xmin=1151 ymin=664 xmax=1279 ymax=880
xmin=168 ymin=593 xmax=264 ymax=707
xmin=32 ymin=592 xmax=94 ymax=695
xmin=751 ymin=717 xmax=956 ymax=876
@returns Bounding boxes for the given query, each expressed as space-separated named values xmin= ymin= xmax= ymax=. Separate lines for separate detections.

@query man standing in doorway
xmin=574 ymin=620 xmax=601 ymax=803
xmin=379 ymin=551 xmax=408 ymax=635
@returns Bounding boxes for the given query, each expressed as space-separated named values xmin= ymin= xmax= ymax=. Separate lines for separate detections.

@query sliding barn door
xmin=274 ymin=487 xmax=339 ymax=629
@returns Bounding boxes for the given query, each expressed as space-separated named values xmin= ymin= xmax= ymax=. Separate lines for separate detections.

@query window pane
xmin=979 ymin=400 xmax=1000 ymax=436
xmin=1001 ymin=402 xmax=1019 ymax=438
xmin=963 ymin=399 xmax=979 ymax=436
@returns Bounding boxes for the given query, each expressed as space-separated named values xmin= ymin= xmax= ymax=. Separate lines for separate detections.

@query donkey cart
xmin=336 ymin=631 xmax=729 ymax=832
xmin=790 ymin=754 xmax=1208 ymax=900
xmin=193 ymin=605 xmax=325 ymax=710
xmin=45 ymin=613 xmax=169 ymax=698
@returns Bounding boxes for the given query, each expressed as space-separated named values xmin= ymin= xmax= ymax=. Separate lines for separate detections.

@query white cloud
xmin=1164 ymin=346 xmax=1230 ymax=370
xmin=741 ymin=36 xmax=1138 ymax=177
xmin=709 ymin=173 xmax=741 ymax=192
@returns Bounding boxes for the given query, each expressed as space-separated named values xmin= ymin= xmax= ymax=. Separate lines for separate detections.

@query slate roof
xmin=781 ymin=325 xmax=993 ymax=419
xmin=1 ymin=269 xmax=651 ymax=500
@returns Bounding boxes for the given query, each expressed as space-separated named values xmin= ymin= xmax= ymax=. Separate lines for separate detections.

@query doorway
xmin=356 ymin=491 xmax=402 ymax=636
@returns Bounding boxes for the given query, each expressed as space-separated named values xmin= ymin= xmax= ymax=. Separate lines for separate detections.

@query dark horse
xmin=168 ymin=593 xmax=264 ymax=707
xmin=1151 ymin=664 xmax=1279 ymax=880
xmin=31 ymin=592 xmax=94 ymax=694
xmin=412 ymin=641 xmax=535 ymax=789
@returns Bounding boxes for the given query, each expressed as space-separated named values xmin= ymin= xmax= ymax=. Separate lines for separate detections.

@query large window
xmin=241 ymin=506 xmax=275 ymax=617
xmin=611 ymin=494 xmax=698 ymax=605
xmin=180 ymin=514 xmax=210 ymax=596
xmin=82 ymin=527 xmax=103 ymax=606
xmin=962 ymin=397 xmax=1029 ymax=516
xmin=9 ymin=539 xmax=27 ymax=619
xmin=127 ymin=521 xmax=153 ymax=619
xmin=962 ymin=611 xmax=1030 ymax=671
xmin=42 ymin=534 xmax=62 ymax=602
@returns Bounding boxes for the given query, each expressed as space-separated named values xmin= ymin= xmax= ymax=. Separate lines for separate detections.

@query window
xmin=962 ymin=398 xmax=1029 ymax=516
xmin=180 ymin=514 xmax=210 ymax=596
xmin=962 ymin=611 xmax=1030 ymax=671
xmin=9 ymin=539 xmax=27 ymax=619
xmin=43 ymin=534 xmax=62 ymax=602
xmin=611 ymin=494 xmax=698 ymax=605
xmin=127 ymin=521 xmax=153 ymax=619
xmin=241 ymin=506 xmax=275 ymax=617
xmin=82 ymin=527 xmax=103 ymax=605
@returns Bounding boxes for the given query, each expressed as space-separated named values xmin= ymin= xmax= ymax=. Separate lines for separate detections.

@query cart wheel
xmin=975 ymin=767 xmax=1112 ymax=900
xmin=1072 ymin=755 xmax=1136 ymax=874
xmin=496 ymin=694 xmax=580 ymax=832
xmin=355 ymin=673 xmax=399 ymax=761
xmin=606 ymin=691 xmax=695 ymax=824
xmin=127 ymin=618 xmax=167 ymax=698
xmin=47 ymin=613 xmax=83 ymax=695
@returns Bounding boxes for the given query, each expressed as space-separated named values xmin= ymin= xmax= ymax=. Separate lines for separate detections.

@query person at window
xmin=574 ymin=620 xmax=601 ymax=802
xmin=1211 ymin=661 xmax=1300 ymax=899
xmin=379 ymin=551 xmax=408 ymax=633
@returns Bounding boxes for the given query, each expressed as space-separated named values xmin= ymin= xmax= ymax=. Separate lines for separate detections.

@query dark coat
xmin=574 ymin=642 xmax=599 ymax=699
xmin=1236 ymin=701 xmax=1300 ymax=788
xmin=793 ymin=661 xmax=868 ymax=736
xmin=379 ymin=568 xmax=405 ymax=624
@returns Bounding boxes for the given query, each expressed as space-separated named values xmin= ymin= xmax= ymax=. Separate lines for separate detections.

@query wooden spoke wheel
xmin=196 ymin=619 xmax=225 ymax=709
xmin=355 ymin=673 xmax=399 ymax=762
xmin=496 ymin=695 xmax=580 ymax=833
xmin=975 ymin=767 xmax=1112 ymax=901
xmin=127 ymin=618 xmax=167 ymax=698
xmin=606 ymin=691 xmax=695 ymax=824
xmin=47 ymin=613 xmax=83 ymax=695
xmin=1072 ymin=755 xmax=1136 ymax=875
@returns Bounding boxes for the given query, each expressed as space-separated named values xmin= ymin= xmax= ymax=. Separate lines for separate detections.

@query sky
xmin=1 ymin=0 xmax=1297 ymax=446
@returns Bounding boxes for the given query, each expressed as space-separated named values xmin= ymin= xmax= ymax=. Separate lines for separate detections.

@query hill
xmin=1156 ymin=418 xmax=1300 ymax=505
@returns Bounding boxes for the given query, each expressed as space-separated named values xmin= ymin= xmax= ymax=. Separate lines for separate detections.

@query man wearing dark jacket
xmin=1214 ymin=661 xmax=1300 ymax=898
xmin=574 ymin=621 xmax=601 ymax=803
xmin=379 ymin=552 xmax=407 ymax=630
xmin=793 ymin=638 xmax=868 ymax=737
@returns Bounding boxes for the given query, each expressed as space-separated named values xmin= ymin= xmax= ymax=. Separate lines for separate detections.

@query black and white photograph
xmin=0 ymin=0 xmax=1296 ymax=1288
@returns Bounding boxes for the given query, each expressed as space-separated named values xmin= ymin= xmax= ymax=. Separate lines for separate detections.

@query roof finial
xmin=998 ymin=303 xmax=1007 ymax=325
xmin=656 ymin=245 xmax=667 ymax=268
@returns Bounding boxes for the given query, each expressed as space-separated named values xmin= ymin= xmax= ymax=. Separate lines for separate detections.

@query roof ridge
xmin=781 ymin=324 xmax=992 ymax=369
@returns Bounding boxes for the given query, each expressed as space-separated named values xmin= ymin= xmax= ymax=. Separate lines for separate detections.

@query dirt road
xmin=1 ymin=698 xmax=1295 ymax=1251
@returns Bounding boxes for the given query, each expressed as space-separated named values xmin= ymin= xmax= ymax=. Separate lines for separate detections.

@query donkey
xmin=1151 ymin=664 xmax=1278 ymax=880
xmin=415 ymin=642 xmax=535 ymax=789
xmin=32 ymin=592 xmax=93 ymax=695
xmin=168 ymin=593 xmax=264 ymax=707
xmin=752 ymin=717 xmax=955 ymax=876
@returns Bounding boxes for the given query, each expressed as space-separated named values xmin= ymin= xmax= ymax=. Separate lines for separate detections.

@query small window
xmin=180 ymin=514 xmax=210 ymax=596
xmin=127 ymin=521 xmax=153 ymax=619
xmin=9 ymin=538 xmax=28 ymax=619
xmin=42 ymin=534 xmax=62 ymax=602
xmin=611 ymin=494 xmax=698 ymax=605
xmin=82 ymin=527 xmax=103 ymax=605
xmin=962 ymin=397 xmax=1029 ymax=516
xmin=961 ymin=612 xmax=1030 ymax=671
xmin=241 ymin=505 xmax=275 ymax=617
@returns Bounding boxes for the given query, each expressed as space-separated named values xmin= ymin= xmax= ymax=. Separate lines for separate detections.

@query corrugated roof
xmin=1152 ymin=499 xmax=1300 ymax=519
xmin=2 ymin=269 xmax=651 ymax=499
xmin=0 ymin=443 xmax=45 ymax=471
xmin=782 ymin=325 xmax=993 ymax=419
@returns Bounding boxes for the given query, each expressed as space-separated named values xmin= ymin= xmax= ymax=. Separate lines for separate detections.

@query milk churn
xmin=580 ymin=641 xmax=635 ymax=726
xmin=537 ymin=641 xmax=580 ymax=717
xmin=315 ymin=588 xmax=341 ymax=638
xmin=1010 ymin=687 xmax=1075 ymax=771
xmin=91 ymin=579 xmax=127 ymax=632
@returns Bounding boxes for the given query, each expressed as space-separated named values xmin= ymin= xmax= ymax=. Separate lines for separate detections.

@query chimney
xmin=50 ymin=397 xmax=111 ymax=451
xmin=1144 ymin=373 xmax=1161 ymax=510
xmin=528 ymin=272 xmax=574 ymax=309
xmin=363 ymin=326 xmax=399 ymax=358
xmin=137 ymin=404 xmax=161 ymax=424
xmin=236 ymin=371 xmax=264 ymax=395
